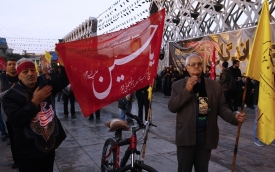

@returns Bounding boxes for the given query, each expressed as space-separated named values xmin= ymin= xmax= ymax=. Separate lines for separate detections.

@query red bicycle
xmin=101 ymin=112 xmax=157 ymax=172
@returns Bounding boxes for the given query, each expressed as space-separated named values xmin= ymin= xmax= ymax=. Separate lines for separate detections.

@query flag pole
xmin=141 ymin=78 xmax=155 ymax=159
xmin=231 ymin=76 xmax=247 ymax=172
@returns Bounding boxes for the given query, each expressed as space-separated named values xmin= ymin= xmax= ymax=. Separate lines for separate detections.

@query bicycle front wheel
xmin=117 ymin=163 xmax=158 ymax=172
xmin=101 ymin=138 xmax=117 ymax=172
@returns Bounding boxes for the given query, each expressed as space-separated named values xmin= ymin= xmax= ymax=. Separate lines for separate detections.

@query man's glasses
xmin=187 ymin=62 xmax=203 ymax=67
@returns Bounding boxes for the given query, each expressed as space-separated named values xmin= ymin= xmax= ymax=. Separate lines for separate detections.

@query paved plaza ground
xmin=1 ymin=92 xmax=275 ymax=172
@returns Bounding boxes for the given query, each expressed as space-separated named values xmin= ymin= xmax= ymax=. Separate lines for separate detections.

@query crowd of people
xmin=155 ymin=59 xmax=257 ymax=113
xmin=155 ymin=64 xmax=214 ymax=96
xmin=220 ymin=60 xmax=256 ymax=112
xmin=155 ymin=65 xmax=188 ymax=96
xmin=2 ymin=51 xmax=267 ymax=172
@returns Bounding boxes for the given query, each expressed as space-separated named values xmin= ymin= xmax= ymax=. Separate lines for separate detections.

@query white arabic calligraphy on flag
xmin=57 ymin=9 xmax=165 ymax=117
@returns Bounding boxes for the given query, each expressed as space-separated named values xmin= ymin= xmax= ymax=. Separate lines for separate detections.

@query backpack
xmin=227 ymin=69 xmax=237 ymax=91
xmin=118 ymin=98 xmax=127 ymax=110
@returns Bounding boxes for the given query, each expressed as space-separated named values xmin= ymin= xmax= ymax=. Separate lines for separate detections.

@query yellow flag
xmin=147 ymin=86 xmax=152 ymax=100
xmin=34 ymin=60 xmax=39 ymax=73
xmin=45 ymin=51 xmax=52 ymax=63
xmin=246 ymin=0 xmax=275 ymax=145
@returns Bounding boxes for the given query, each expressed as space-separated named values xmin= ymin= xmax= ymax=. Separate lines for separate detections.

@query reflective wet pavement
xmin=1 ymin=91 xmax=275 ymax=172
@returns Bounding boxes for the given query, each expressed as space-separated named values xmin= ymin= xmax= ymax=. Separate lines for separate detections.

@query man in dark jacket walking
xmin=136 ymin=85 xmax=150 ymax=122
xmin=1 ymin=58 xmax=19 ymax=169
xmin=219 ymin=61 xmax=233 ymax=111
xmin=229 ymin=60 xmax=242 ymax=111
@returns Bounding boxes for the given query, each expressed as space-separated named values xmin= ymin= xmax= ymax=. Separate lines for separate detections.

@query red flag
xmin=0 ymin=56 xmax=6 ymax=70
xmin=57 ymin=9 xmax=165 ymax=117
xmin=210 ymin=48 xmax=216 ymax=80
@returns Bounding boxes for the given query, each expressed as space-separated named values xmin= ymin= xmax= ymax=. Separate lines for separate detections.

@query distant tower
xmin=0 ymin=38 xmax=8 ymax=56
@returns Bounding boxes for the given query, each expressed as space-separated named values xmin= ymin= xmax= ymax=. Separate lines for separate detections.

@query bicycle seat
xmin=104 ymin=118 xmax=130 ymax=132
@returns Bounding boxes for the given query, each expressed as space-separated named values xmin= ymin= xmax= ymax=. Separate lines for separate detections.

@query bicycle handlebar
xmin=125 ymin=112 xmax=145 ymax=128
xmin=125 ymin=112 xmax=157 ymax=128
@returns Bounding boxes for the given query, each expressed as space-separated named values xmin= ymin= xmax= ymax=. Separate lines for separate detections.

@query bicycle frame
xmin=102 ymin=112 xmax=157 ymax=171
xmin=102 ymin=128 xmax=139 ymax=170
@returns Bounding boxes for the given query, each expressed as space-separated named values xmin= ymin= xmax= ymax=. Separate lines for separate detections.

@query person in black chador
xmin=162 ymin=67 xmax=173 ymax=96
xmin=136 ymin=85 xmax=150 ymax=122
xmin=89 ymin=109 xmax=101 ymax=120
xmin=229 ymin=60 xmax=242 ymax=111
xmin=160 ymin=66 xmax=167 ymax=92
xmin=3 ymin=51 xmax=69 ymax=172
xmin=242 ymin=77 xmax=255 ymax=109
xmin=203 ymin=65 xmax=211 ymax=78
xmin=62 ymin=84 xmax=76 ymax=118
xmin=1 ymin=58 xmax=19 ymax=169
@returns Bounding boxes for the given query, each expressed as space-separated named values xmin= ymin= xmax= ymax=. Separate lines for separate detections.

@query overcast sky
xmin=0 ymin=0 xmax=115 ymax=39
xmin=0 ymin=0 xmax=150 ymax=54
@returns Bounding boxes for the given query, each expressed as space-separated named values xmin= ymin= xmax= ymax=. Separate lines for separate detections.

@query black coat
xmin=3 ymin=66 xmax=69 ymax=159
xmin=219 ymin=68 xmax=231 ymax=91
xmin=136 ymin=85 xmax=149 ymax=100
xmin=1 ymin=73 xmax=19 ymax=91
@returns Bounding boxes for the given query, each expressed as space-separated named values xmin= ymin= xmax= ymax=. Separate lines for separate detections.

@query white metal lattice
xmin=150 ymin=0 xmax=275 ymax=68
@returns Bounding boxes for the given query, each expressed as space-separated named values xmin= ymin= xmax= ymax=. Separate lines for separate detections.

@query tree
xmin=22 ymin=50 xmax=30 ymax=58
xmin=3 ymin=53 xmax=23 ymax=61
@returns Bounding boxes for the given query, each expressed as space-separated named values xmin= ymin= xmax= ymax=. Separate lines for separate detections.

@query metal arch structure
xmin=63 ymin=17 xmax=98 ymax=42
xmin=61 ymin=0 xmax=275 ymax=69
xmin=62 ymin=0 xmax=150 ymax=42
xmin=149 ymin=0 xmax=275 ymax=68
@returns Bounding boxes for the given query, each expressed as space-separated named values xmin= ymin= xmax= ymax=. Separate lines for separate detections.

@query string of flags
xmin=63 ymin=0 xmax=150 ymax=41
xmin=1 ymin=0 xmax=150 ymax=54
xmin=2 ymin=37 xmax=58 ymax=54
xmin=3 ymin=37 xmax=57 ymax=41
xmin=97 ymin=0 xmax=150 ymax=34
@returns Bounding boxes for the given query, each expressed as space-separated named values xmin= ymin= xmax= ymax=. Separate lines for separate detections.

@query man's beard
xmin=8 ymin=69 xmax=17 ymax=75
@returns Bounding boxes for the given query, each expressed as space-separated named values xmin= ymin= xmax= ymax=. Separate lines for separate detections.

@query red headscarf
xmin=16 ymin=61 xmax=35 ymax=74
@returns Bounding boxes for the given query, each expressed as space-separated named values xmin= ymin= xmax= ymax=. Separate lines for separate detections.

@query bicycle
xmin=101 ymin=112 xmax=158 ymax=172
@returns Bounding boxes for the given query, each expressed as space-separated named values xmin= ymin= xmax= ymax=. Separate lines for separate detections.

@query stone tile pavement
xmin=1 ymin=91 xmax=275 ymax=172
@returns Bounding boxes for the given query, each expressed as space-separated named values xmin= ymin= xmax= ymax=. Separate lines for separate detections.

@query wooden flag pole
xmin=231 ymin=77 xmax=247 ymax=172
xmin=141 ymin=79 xmax=155 ymax=159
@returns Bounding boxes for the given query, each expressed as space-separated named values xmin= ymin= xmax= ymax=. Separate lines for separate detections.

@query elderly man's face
xmin=186 ymin=56 xmax=203 ymax=77
xmin=18 ymin=68 xmax=38 ymax=88
xmin=6 ymin=60 xmax=17 ymax=75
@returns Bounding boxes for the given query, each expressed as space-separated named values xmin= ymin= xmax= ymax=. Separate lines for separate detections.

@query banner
xmin=246 ymin=0 xmax=275 ymax=145
xmin=210 ymin=48 xmax=216 ymax=80
xmin=169 ymin=23 xmax=275 ymax=76
xmin=0 ymin=56 xmax=6 ymax=70
xmin=57 ymin=9 xmax=165 ymax=117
